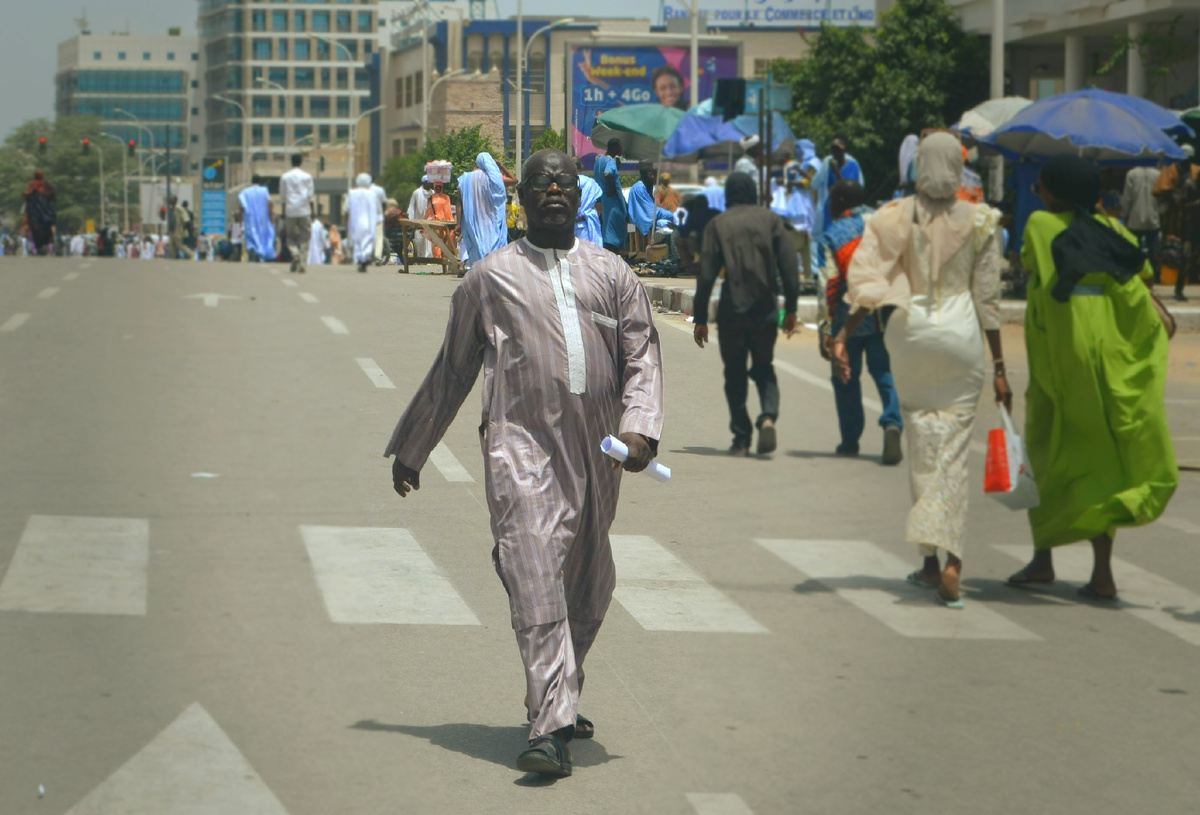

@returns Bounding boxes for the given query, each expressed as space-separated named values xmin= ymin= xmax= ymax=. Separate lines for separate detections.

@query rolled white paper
xmin=601 ymin=436 xmax=672 ymax=482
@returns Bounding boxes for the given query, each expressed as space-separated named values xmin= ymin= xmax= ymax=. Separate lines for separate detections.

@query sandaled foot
xmin=1007 ymin=564 xmax=1055 ymax=587
xmin=730 ymin=443 xmax=751 ymax=457
xmin=574 ymin=714 xmax=594 ymax=739
xmin=516 ymin=735 xmax=572 ymax=777
xmin=937 ymin=565 xmax=963 ymax=608
xmin=906 ymin=570 xmax=941 ymax=589
xmin=1078 ymin=582 xmax=1119 ymax=602
xmin=936 ymin=587 xmax=965 ymax=609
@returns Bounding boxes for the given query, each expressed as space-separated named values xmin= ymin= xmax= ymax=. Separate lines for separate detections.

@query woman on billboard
xmin=652 ymin=65 xmax=688 ymax=110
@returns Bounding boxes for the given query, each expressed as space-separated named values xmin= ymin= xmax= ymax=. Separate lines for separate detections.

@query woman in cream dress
xmin=832 ymin=132 xmax=1010 ymax=607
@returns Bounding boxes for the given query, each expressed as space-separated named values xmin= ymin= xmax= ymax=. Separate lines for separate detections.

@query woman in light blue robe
xmin=458 ymin=152 xmax=512 ymax=267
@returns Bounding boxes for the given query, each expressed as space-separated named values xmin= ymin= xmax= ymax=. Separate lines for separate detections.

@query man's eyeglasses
xmin=523 ymin=173 xmax=579 ymax=191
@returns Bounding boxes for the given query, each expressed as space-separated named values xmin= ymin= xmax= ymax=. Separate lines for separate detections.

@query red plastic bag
xmin=984 ymin=406 xmax=1040 ymax=510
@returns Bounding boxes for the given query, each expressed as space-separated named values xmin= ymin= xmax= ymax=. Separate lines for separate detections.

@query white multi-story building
xmin=198 ymin=0 xmax=382 ymax=187
xmin=953 ymin=0 xmax=1200 ymax=107
xmin=55 ymin=30 xmax=205 ymax=176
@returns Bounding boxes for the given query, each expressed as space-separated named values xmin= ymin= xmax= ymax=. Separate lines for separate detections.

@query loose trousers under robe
xmin=386 ymin=238 xmax=665 ymax=739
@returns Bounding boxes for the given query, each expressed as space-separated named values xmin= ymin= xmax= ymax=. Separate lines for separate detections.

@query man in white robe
xmin=386 ymin=149 xmax=665 ymax=778
xmin=344 ymin=173 xmax=383 ymax=273
xmin=407 ymin=175 xmax=434 ymax=258
xmin=307 ymin=218 xmax=329 ymax=267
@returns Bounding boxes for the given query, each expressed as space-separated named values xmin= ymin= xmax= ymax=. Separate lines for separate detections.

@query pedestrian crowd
xmin=385 ymin=131 xmax=1181 ymax=778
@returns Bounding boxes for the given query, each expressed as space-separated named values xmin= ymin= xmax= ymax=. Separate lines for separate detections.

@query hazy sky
xmin=0 ymin=0 xmax=659 ymax=142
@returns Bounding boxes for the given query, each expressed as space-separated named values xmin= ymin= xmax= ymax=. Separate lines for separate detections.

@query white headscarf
xmin=915 ymin=133 xmax=963 ymax=201
xmin=355 ymin=173 xmax=372 ymax=189
xmin=898 ymin=135 xmax=919 ymax=186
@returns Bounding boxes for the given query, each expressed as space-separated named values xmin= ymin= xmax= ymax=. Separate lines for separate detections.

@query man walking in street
xmin=694 ymin=172 xmax=800 ymax=456
xmin=1122 ymin=165 xmax=1161 ymax=281
xmin=22 ymin=171 xmax=56 ymax=257
xmin=407 ymin=175 xmax=434 ymax=258
xmin=280 ymin=154 xmax=315 ymax=273
xmin=169 ymin=196 xmax=190 ymax=260
xmin=386 ymin=148 xmax=664 ymax=779
xmin=238 ymin=176 xmax=277 ymax=262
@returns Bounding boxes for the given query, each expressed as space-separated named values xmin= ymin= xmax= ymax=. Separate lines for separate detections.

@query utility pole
xmin=165 ymin=124 xmax=172 ymax=238
xmin=516 ymin=0 xmax=523 ymax=173
xmin=689 ymin=0 xmax=699 ymax=108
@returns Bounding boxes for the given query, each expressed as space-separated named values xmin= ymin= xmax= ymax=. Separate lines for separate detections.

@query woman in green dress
xmin=1007 ymin=155 xmax=1178 ymax=600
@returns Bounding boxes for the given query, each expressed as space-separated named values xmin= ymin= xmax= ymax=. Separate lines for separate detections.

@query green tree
xmin=527 ymin=127 xmax=566 ymax=158
xmin=776 ymin=0 xmax=989 ymax=200
xmin=378 ymin=125 xmax=504 ymax=210
xmin=0 ymin=116 xmax=129 ymax=234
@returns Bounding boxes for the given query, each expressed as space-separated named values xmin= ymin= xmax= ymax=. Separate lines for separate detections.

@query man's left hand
xmin=782 ymin=312 xmax=798 ymax=339
xmin=611 ymin=433 xmax=652 ymax=473
xmin=693 ymin=323 xmax=709 ymax=349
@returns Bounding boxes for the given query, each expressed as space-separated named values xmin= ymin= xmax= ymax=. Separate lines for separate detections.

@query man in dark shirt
xmin=694 ymin=172 xmax=800 ymax=456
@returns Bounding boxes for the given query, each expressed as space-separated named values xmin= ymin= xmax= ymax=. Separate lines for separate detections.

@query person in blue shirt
xmin=627 ymin=162 xmax=675 ymax=237
xmin=593 ymin=138 xmax=628 ymax=254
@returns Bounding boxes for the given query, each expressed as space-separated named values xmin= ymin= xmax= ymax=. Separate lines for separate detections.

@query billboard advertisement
xmin=568 ymin=44 xmax=741 ymax=161
xmin=662 ymin=0 xmax=876 ymax=29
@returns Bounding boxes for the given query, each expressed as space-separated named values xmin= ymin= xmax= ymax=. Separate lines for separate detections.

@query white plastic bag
xmin=983 ymin=405 xmax=1040 ymax=510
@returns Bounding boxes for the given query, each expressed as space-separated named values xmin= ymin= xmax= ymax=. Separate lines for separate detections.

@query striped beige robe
xmin=385 ymin=237 xmax=665 ymax=633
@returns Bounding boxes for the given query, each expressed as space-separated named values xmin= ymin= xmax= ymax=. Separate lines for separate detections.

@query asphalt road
xmin=1 ymin=255 xmax=1198 ymax=815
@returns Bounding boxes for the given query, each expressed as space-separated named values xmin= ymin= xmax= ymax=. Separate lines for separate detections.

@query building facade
xmin=55 ymin=31 xmax=204 ymax=176
xmin=952 ymin=0 xmax=1200 ymax=108
xmin=198 ymin=0 xmax=382 ymax=186
xmin=374 ymin=14 xmax=817 ymax=174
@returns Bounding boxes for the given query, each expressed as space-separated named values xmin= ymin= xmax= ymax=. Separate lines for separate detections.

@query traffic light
xmin=81 ymin=138 xmax=91 ymax=155
xmin=38 ymin=136 xmax=47 ymax=155
xmin=127 ymin=139 xmax=137 ymax=157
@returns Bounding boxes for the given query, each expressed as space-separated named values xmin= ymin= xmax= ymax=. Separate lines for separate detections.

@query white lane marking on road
xmin=79 ymin=262 xmax=92 ymax=269
xmin=996 ymin=544 xmax=1200 ymax=646
xmin=269 ymin=267 xmax=281 ymax=275
xmin=64 ymin=272 xmax=80 ymax=281
xmin=300 ymin=526 xmax=480 ymax=625
xmin=0 ymin=516 xmax=148 ymax=616
xmin=185 ymin=293 xmax=240 ymax=308
xmin=63 ymin=703 xmax=291 ymax=815
xmin=1161 ymin=516 xmax=1200 ymax=535
xmin=610 ymin=535 xmax=768 ymax=633
xmin=282 ymin=279 xmax=298 ymax=287
xmin=687 ymin=793 xmax=756 ymax=815
xmin=1 ymin=313 xmax=30 ymax=332
xmin=298 ymin=292 xmax=319 ymax=304
xmin=36 ymin=287 xmax=60 ymax=299
xmin=428 ymin=442 xmax=475 ymax=482
xmin=321 ymin=316 xmax=349 ymax=335
xmin=355 ymin=357 xmax=396 ymax=389
xmin=759 ymin=539 xmax=1040 ymax=640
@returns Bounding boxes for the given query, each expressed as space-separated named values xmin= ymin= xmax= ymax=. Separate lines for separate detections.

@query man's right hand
xmin=693 ymin=323 xmax=709 ymax=349
xmin=392 ymin=458 xmax=420 ymax=498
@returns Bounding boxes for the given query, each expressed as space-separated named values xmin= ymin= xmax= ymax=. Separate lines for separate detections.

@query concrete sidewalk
xmin=642 ymin=277 xmax=1200 ymax=332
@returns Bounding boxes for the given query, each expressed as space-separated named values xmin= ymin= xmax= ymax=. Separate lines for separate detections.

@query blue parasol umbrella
xmin=662 ymin=114 xmax=747 ymax=160
xmin=978 ymin=88 xmax=1187 ymax=165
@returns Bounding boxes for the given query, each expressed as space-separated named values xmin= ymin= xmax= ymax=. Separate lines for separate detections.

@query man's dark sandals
xmin=575 ymin=714 xmax=594 ymax=739
xmin=516 ymin=734 xmax=572 ymax=777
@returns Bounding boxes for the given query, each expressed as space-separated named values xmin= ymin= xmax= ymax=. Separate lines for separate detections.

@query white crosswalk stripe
xmin=355 ymin=357 xmax=396 ymax=389
xmin=320 ymin=316 xmax=349 ymax=335
xmin=610 ymin=535 xmax=767 ymax=633
xmin=1 ymin=313 xmax=30 ymax=332
xmin=0 ymin=516 xmax=148 ymax=616
xmin=758 ymin=539 xmax=1040 ymax=640
xmin=300 ymin=526 xmax=480 ymax=625
xmin=687 ymin=793 xmax=756 ymax=815
xmin=298 ymin=292 xmax=319 ymax=304
xmin=427 ymin=442 xmax=475 ymax=482
xmin=37 ymin=287 xmax=60 ymax=299
xmin=282 ymin=279 xmax=298 ymax=287
xmin=63 ymin=703 xmax=291 ymax=815
xmin=995 ymin=544 xmax=1200 ymax=646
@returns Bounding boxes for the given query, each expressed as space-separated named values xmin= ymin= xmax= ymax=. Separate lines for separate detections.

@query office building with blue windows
xmin=56 ymin=31 xmax=205 ymax=177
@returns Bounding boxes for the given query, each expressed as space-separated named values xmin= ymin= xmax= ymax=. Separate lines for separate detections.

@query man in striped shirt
xmin=386 ymin=149 xmax=665 ymax=778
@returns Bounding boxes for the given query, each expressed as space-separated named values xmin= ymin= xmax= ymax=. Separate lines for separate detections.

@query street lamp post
xmin=101 ymin=133 xmax=130 ymax=233
xmin=255 ymin=77 xmax=288 ymax=161
xmin=312 ymin=33 xmax=362 ymax=184
xmin=212 ymin=94 xmax=251 ymax=185
xmin=348 ymin=105 xmax=386 ymax=190
xmin=113 ymin=108 xmax=155 ymax=184
xmin=425 ymin=69 xmax=465 ymax=145
xmin=515 ymin=17 xmax=574 ymax=179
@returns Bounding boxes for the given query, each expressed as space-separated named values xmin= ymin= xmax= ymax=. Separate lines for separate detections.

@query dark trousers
xmin=1131 ymin=229 xmax=1160 ymax=282
xmin=717 ymin=312 xmax=780 ymax=446
xmin=831 ymin=331 xmax=903 ymax=452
